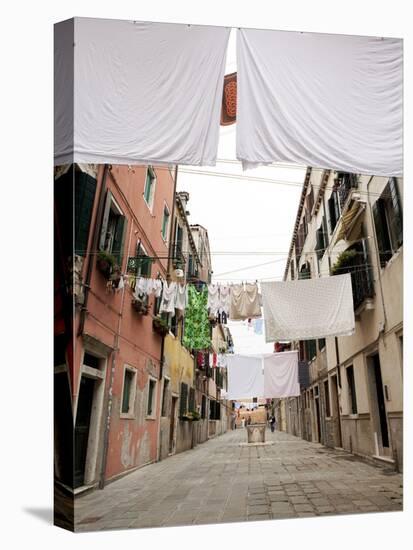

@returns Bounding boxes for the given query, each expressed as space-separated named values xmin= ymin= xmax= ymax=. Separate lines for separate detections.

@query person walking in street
xmin=270 ymin=414 xmax=276 ymax=433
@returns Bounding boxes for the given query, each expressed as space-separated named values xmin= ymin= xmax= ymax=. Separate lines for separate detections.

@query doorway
xmin=330 ymin=374 xmax=342 ymax=448
xmin=169 ymin=396 xmax=177 ymax=454
xmin=74 ymin=376 xmax=95 ymax=488
xmin=368 ymin=353 xmax=390 ymax=456
xmin=54 ymin=371 xmax=74 ymax=487
xmin=315 ymin=397 xmax=322 ymax=443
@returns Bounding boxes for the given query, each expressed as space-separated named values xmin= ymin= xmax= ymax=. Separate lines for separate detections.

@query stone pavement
xmin=75 ymin=428 xmax=403 ymax=532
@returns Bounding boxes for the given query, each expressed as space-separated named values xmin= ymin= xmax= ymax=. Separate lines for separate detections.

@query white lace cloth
xmin=261 ymin=274 xmax=355 ymax=342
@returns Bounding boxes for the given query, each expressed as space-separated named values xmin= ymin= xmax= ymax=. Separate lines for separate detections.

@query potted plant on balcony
xmin=331 ymin=249 xmax=358 ymax=275
xmin=132 ymin=296 xmax=149 ymax=315
xmin=152 ymin=315 xmax=169 ymax=336
xmin=96 ymin=251 xmax=116 ymax=278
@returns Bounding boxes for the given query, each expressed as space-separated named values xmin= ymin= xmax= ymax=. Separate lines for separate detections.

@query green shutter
xmin=99 ymin=190 xmax=113 ymax=250
xmin=74 ymin=171 xmax=97 ymax=256
xmin=372 ymin=199 xmax=391 ymax=266
xmin=112 ymin=216 xmax=127 ymax=267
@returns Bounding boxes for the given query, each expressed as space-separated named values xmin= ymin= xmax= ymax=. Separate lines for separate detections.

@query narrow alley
xmin=75 ymin=428 xmax=402 ymax=531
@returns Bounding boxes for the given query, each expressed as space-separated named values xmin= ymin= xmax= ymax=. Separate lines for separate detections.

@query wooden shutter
xmin=328 ymin=194 xmax=337 ymax=234
xmin=372 ymin=199 xmax=391 ymax=266
xmin=388 ymin=178 xmax=403 ymax=248
xmin=74 ymin=171 xmax=97 ymax=256
xmin=179 ymin=383 xmax=188 ymax=417
xmin=112 ymin=216 xmax=127 ymax=266
xmin=99 ymin=190 xmax=113 ymax=250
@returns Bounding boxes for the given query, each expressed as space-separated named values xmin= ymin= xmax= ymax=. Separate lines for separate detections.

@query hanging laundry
xmin=159 ymin=281 xmax=177 ymax=315
xmin=263 ymin=351 xmax=300 ymax=398
xmin=175 ymin=283 xmax=188 ymax=313
xmin=183 ymin=285 xmax=211 ymax=350
xmin=226 ymin=351 xmax=300 ymax=399
xmin=226 ymin=354 xmax=264 ymax=400
xmin=253 ymin=318 xmax=264 ymax=335
xmin=136 ymin=277 xmax=148 ymax=296
xmin=261 ymin=273 xmax=355 ymax=342
xmin=218 ymin=285 xmax=231 ymax=316
xmin=207 ymin=284 xmax=220 ymax=318
xmin=229 ymin=283 xmax=262 ymax=320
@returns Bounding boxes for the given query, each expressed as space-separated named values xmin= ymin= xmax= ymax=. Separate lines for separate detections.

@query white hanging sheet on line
xmin=54 ymin=18 xmax=230 ymax=166
xmin=226 ymin=351 xmax=300 ymax=399
xmin=229 ymin=282 xmax=262 ymax=320
xmin=236 ymin=29 xmax=402 ymax=177
xmin=261 ymin=273 xmax=355 ymax=342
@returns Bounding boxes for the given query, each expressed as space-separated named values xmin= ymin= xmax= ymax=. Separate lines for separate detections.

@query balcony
xmin=335 ymin=172 xmax=359 ymax=209
xmin=171 ymin=242 xmax=185 ymax=269
xmin=332 ymin=240 xmax=375 ymax=313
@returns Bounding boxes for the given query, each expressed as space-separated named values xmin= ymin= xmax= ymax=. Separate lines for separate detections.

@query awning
xmin=336 ymin=201 xmax=366 ymax=243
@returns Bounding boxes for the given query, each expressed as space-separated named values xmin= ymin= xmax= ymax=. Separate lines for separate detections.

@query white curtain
xmin=237 ymin=29 xmax=402 ymax=176
xmin=261 ymin=274 xmax=355 ymax=342
xmin=226 ymin=354 xmax=264 ymax=400
xmin=263 ymin=351 xmax=300 ymax=398
xmin=54 ymin=18 xmax=230 ymax=166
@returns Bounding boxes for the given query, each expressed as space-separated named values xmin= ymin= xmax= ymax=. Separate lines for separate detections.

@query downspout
xmin=156 ymin=166 xmax=178 ymax=462
xmin=78 ymin=164 xmax=109 ymax=337
xmin=322 ymin=179 xmax=341 ymax=388
xmin=366 ymin=176 xmax=388 ymax=332
xmin=99 ymin=203 xmax=133 ymax=489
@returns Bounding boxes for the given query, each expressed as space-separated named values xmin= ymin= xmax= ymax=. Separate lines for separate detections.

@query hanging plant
xmin=152 ymin=315 xmax=170 ymax=336
xmin=331 ymin=249 xmax=358 ymax=275
xmin=96 ymin=251 xmax=116 ymax=279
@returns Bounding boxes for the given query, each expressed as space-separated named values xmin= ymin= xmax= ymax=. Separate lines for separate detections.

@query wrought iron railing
xmin=336 ymin=172 xmax=359 ymax=209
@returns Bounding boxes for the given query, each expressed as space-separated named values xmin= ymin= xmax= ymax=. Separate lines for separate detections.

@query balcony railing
xmin=332 ymin=239 xmax=375 ymax=311
xmin=171 ymin=241 xmax=185 ymax=268
xmin=336 ymin=172 xmax=359 ymax=209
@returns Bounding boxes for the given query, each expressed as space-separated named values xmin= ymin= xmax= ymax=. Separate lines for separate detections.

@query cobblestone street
xmin=75 ymin=428 xmax=403 ymax=531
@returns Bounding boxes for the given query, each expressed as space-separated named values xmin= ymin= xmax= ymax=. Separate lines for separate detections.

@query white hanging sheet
xmin=54 ymin=18 xmax=230 ymax=166
xmin=226 ymin=354 xmax=264 ymax=400
xmin=261 ymin=274 xmax=355 ymax=342
xmin=263 ymin=351 xmax=300 ymax=398
xmin=237 ymin=29 xmax=402 ymax=177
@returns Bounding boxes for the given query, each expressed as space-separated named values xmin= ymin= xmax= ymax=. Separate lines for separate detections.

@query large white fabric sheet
xmin=237 ymin=29 xmax=402 ymax=177
xmin=261 ymin=274 xmax=355 ymax=342
xmin=54 ymin=18 xmax=230 ymax=166
xmin=263 ymin=351 xmax=300 ymax=398
xmin=226 ymin=354 xmax=264 ymax=400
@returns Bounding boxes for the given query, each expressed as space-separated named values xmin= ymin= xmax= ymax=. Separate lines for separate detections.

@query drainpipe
xmin=99 ymin=205 xmax=133 ymax=489
xmin=366 ymin=176 xmax=388 ymax=332
xmin=156 ymin=166 xmax=178 ymax=462
xmin=78 ymin=164 xmax=109 ymax=337
xmin=322 ymin=182 xmax=341 ymax=387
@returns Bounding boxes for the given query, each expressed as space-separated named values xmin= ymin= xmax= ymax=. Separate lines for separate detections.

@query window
xmin=99 ymin=191 xmax=127 ymax=265
xmin=328 ymin=190 xmax=341 ymax=234
xmin=147 ymin=378 xmax=157 ymax=417
xmin=83 ymin=352 xmax=101 ymax=369
xmin=75 ymin=169 xmax=97 ymax=256
xmin=121 ymin=367 xmax=136 ymax=415
xmin=315 ymin=216 xmax=327 ymax=261
xmin=143 ymin=166 xmax=156 ymax=210
xmin=305 ymin=339 xmax=317 ymax=361
xmin=373 ymin=178 xmax=403 ymax=267
xmin=346 ymin=365 xmax=358 ymax=414
xmin=188 ymin=387 xmax=195 ymax=413
xmin=161 ymin=379 xmax=170 ymax=417
xmin=318 ymin=338 xmax=326 ymax=351
xmin=290 ymin=259 xmax=295 ymax=280
xmin=209 ymin=400 xmax=221 ymax=420
xmin=201 ymin=395 xmax=207 ymax=419
xmin=324 ymin=380 xmax=331 ymax=417
xmin=161 ymin=204 xmax=170 ymax=241
xmin=179 ymin=382 xmax=188 ymax=418
xmin=135 ymin=242 xmax=152 ymax=278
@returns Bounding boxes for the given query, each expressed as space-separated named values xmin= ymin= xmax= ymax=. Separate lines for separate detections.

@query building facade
xmin=279 ymin=168 xmax=403 ymax=470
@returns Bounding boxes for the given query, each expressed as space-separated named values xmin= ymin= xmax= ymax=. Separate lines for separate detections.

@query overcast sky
xmin=177 ymin=30 xmax=306 ymax=354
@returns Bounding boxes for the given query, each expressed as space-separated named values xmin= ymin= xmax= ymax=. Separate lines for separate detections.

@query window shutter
xmin=74 ymin=171 xmax=97 ymax=256
xmin=112 ymin=216 xmax=127 ymax=266
xmin=99 ymin=190 xmax=113 ymax=250
xmin=372 ymin=199 xmax=391 ymax=266
xmin=388 ymin=178 xmax=403 ymax=248
xmin=328 ymin=195 xmax=337 ymax=234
